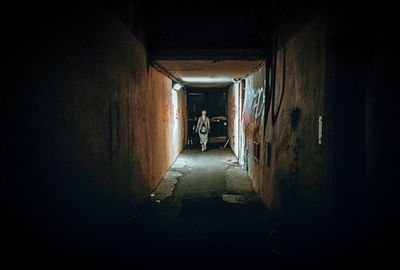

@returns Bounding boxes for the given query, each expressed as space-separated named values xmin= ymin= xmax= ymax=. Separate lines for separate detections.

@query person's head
xmin=201 ymin=110 xmax=207 ymax=116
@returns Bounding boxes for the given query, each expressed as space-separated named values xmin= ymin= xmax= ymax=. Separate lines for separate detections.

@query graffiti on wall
xmin=242 ymin=65 xmax=266 ymax=138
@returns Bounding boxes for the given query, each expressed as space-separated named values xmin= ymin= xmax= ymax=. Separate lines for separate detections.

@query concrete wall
xmin=262 ymin=10 xmax=328 ymax=230
xmin=132 ymin=68 xmax=186 ymax=198
xmin=241 ymin=10 xmax=329 ymax=235
xmin=6 ymin=2 xmax=186 ymax=254
xmin=242 ymin=66 xmax=266 ymax=191
xmin=227 ymin=83 xmax=239 ymax=157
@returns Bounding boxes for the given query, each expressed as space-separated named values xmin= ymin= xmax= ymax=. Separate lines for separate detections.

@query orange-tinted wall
xmin=7 ymin=2 xmax=186 ymax=251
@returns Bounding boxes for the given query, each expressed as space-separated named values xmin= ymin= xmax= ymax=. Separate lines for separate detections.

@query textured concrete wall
xmin=132 ymin=68 xmax=186 ymax=199
xmin=227 ymin=83 xmax=239 ymax=157
xmin=242 ymin=66 xmax=266 ymax=192
xmin=7 ymin=2 xmax=186 ymax=253
xmin=260 ymin=11 xmax=328 ymax=230
xmin=238 ymin=10 xmax=329 ymax=234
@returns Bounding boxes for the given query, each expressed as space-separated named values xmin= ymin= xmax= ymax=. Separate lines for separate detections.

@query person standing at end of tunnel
xmin=195 ymin=110 xmax=211 ymax=151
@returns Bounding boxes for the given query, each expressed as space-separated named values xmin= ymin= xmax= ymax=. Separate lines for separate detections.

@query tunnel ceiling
xmin=143 ymin=0 xmax=276 ymax=61
xmin=142 ymin=0 xmax=273 ymax=88
xmin=139 ymin=0 xmax=311 ymax=88
xmin=155 ymin=60 xmax=265 ymax=88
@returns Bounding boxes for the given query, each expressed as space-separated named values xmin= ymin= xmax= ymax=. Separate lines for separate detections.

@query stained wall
xmin=6 ymin=2 xmax=186 ymax=254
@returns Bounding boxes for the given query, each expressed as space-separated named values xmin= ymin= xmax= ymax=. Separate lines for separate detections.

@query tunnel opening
xmin=154 ymin=59 xmax=265 ymax=155
xmin=186 ymin=87 xmax=228 ymax=149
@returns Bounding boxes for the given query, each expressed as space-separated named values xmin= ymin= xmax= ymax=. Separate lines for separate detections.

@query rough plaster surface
xmin=11 ymin=4 xmax=186 ymax=245
xmin=232 ymin=11 xmax=329 ymax=229
xmin=261 ymin=12 xmax=328 ymax=226
xmin=228 ymin=83 xmax=240 ymax=157
xmin=243 ymin=66 xmax=266 ymax=194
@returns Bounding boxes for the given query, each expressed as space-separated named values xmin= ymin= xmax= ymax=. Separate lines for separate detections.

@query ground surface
xmin=119 ymin=148 xmax=315 ymax=266
xmin=18 ymin=148 xmax=338 ymax=267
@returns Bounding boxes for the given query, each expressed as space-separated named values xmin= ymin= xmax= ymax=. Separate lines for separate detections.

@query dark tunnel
xmin=3 ymin=0 xmax=400 ymax=267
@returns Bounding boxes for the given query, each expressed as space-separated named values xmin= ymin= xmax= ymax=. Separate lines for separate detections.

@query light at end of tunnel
xmin=173 ymin=83 xmax=183 ymax=91
xmin=182 ymin=77 xmax=232 ymax=83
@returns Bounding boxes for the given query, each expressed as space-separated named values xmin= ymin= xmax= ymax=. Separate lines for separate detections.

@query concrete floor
xmin=29 ymin=148 xmax=330 ymax=267
xmin=7 ymin=151 xmax=365 ymax=267
xmin=119 ymin=148 xmax=314 ymax=265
